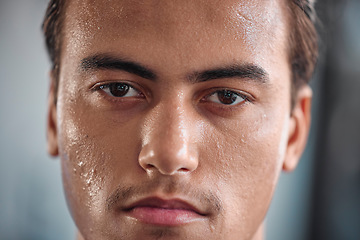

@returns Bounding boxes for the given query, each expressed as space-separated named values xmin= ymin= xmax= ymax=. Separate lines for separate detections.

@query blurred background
xmin=0 ymin=0 xmax=359 ymax=239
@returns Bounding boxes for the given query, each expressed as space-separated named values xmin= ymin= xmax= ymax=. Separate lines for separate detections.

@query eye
xmin=99 ymin=82 xmax=142 ymax=98
xmin=206 ymin=90 xmax=247 ymax=106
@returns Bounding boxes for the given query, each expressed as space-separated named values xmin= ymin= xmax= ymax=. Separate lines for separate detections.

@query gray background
xmin=0 ymin=0 xmax=359 ymax=239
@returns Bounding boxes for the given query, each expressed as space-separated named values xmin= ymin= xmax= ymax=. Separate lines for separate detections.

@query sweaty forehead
xmin=62 ymin=0 xmax=289 ymax=76
xmin=64 ymin=0 xmax=286 ymax=43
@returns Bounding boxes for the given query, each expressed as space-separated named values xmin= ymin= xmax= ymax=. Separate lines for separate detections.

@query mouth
xmin=123 ymin=197 xmax=207 ymax=226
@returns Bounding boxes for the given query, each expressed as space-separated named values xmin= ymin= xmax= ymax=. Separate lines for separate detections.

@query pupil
xmin=218 ymin=90 xmax=237 ymax=104
xmin=109 ymin=83 xmax=129 ymax=97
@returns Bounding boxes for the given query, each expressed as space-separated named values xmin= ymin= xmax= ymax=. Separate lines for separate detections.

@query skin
xmin=47 ymin=0 xmax=312 ymax=239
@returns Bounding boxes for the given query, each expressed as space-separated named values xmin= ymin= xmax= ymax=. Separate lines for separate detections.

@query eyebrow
xmin=80 ymin=53 xmax=269 ymax=84
xmin=80 ymin=54 xmax=157 ymax=80
xmin=189 ymin=64 xmax=269 ymax=84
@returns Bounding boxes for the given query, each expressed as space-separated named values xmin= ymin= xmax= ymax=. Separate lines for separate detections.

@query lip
xmin=123 ymin=197 xmax=207 ymax=226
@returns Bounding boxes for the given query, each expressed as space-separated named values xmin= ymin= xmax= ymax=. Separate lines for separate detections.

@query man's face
xmin=47 ymin=0 xmax=311 ymax=239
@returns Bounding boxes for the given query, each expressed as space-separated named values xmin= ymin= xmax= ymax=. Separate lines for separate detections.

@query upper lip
xmin=123 ymin=197 xmax=207 ymax=216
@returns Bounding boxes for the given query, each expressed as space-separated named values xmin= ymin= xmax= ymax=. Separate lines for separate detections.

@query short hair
xmin=42 ymin=0 xmax=318 ymax=108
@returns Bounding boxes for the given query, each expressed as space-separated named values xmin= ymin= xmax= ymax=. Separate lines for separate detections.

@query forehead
xmin=62 ymin=0 xmax=289 ymax=76
xmin=65 ymin=0 xmax=284 ymax=30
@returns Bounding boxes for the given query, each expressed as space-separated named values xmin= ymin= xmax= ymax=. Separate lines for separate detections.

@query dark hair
xmin=288 ymin=0 xmax=318 ymax=108
xmin=43 ymin=0 xmax=65 ymax=101
xmin=42 ymin=0 xmax=318 ymax=107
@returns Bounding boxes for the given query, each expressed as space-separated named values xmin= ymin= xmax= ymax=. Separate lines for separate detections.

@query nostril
xmin=179 ymin=167 xmax=190 ymax=172
xmin=146 ymin=163 xmax=156 ymax=169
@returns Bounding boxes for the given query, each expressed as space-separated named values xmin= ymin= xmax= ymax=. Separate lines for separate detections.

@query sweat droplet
xmin=78 ymin=161 xmax=84 ymax=167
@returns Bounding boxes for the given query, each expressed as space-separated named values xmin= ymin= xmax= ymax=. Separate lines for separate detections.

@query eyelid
xmin=91 ymin=80 xmax=132 ymax=91
xmin=201 ymin=88 xmax=253 ymax=103
xmin=91 ymin=80 xmax=139 ymax=91
xmin=107 ymin=84 xmax=139 ymax=97
xmin=90 ymin=80 xmax=147 ymax=99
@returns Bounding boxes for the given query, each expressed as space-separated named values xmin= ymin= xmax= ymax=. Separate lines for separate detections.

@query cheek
xmin=56 ymin=94 xmax=117 ymax=229
xmin=203 ymin=110 xmax=289 ymax=181
xmin=58 ymin=108 xmax=107 ymax=227
xmin=57 ymin=89 xmax=145 ymax=226
xmin=200 ymin=110 xmax=290 ymax=233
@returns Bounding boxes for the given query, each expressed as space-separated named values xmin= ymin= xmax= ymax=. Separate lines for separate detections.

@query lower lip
xmin=127 ymin=207 xmax=203 ymax=226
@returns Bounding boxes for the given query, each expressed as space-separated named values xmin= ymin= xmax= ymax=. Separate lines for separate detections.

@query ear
xmin=283 ymin=85 xmax=312 ymax=172
xmin=47 ymin=71 xmax=59 ymax=156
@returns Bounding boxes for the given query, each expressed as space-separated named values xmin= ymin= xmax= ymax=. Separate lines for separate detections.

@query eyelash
xmin=203 ymin=89 xmax=251 ymax=106
xmin=92 ymin=82 xmax=144 ymax=98
xmin=93 ymin=82 xmax=252 ymax=109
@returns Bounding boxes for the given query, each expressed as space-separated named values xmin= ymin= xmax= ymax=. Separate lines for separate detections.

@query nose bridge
xmin=160 ymin=103 xmax=187 ymax=148
xmin=139 ymin=100 xmax=198 ymax=175
xmin=150 ymin=103 xmax=189 ymax=156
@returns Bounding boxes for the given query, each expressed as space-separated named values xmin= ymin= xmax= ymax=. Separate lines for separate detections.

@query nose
xmin=139 ymin=104 xmax=199 ymax=175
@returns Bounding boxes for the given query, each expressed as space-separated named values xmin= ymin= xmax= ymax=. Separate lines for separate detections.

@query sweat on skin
xmin=46 ymin=0 xmax=312 ymax=239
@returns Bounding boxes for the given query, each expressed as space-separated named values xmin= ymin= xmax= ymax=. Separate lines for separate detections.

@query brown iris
xmin=108 ymin=83 xmax=129 ymax=97
xmin=217 ymin=90 xmax=239 ymax=105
